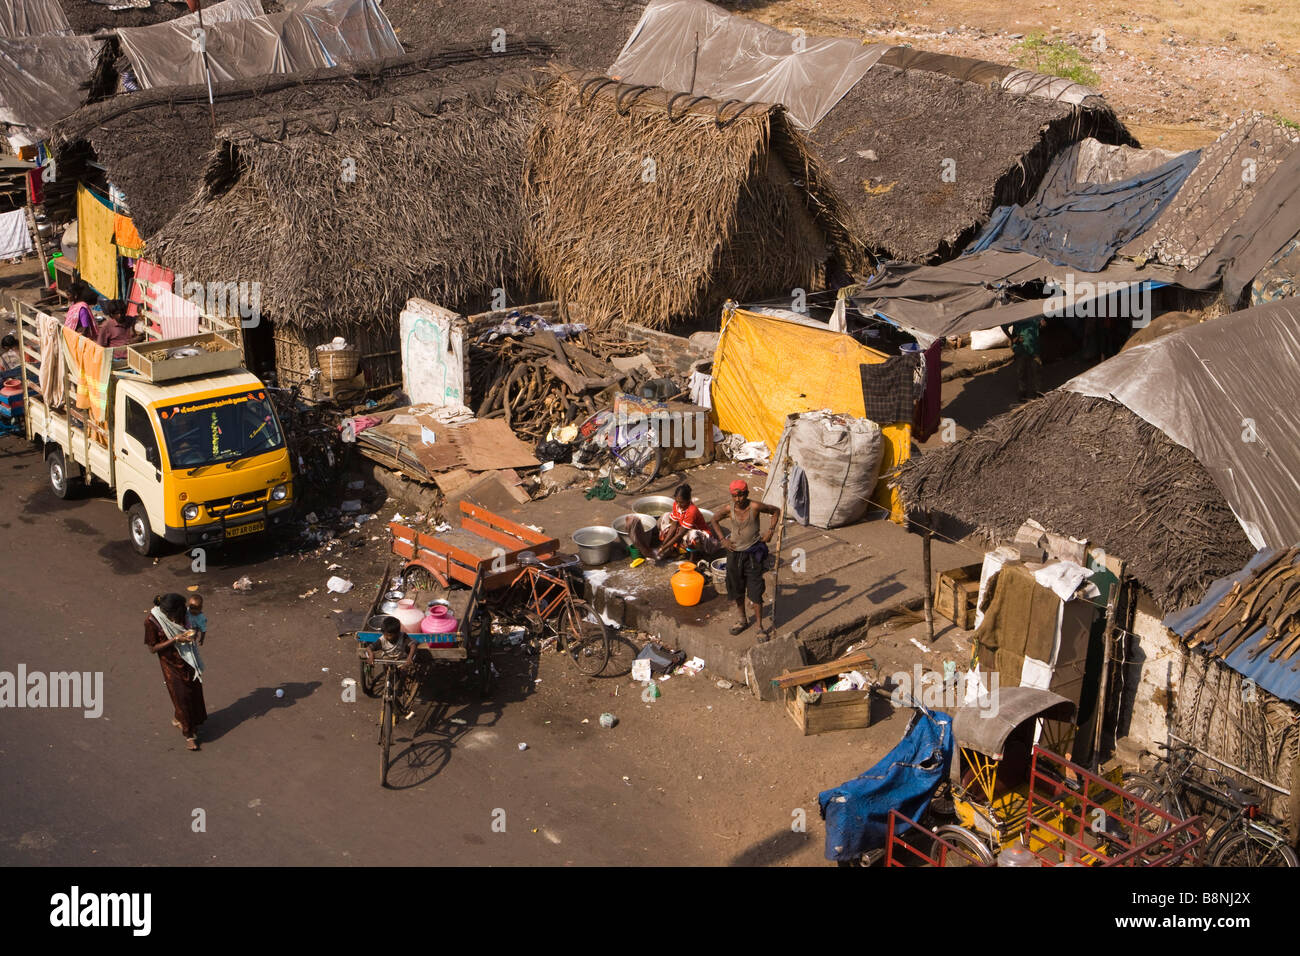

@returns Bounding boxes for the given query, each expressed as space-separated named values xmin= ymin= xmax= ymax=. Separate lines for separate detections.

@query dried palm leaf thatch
xmin=812 ymin=63 xmax=1133 ymax=264
xmin=524 ymin=67 xmax=865 ymax=331
xmin=51 ymin=42 xmax=555 ymax=237
xmin=150 ymin=71 xmax=546 ymax=333
xmin=894 ymin=390 xmax=1254 ymax=612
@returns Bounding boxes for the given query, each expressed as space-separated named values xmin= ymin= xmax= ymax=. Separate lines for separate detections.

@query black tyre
xmin=47 ymin=448 xmax=81 ymax=500
xmin=610 ymin=435 xmax=662 ymax=495
xmin=127 ymin=502 xmax=162 ymax=556
xmin=1210 ymin=828 xmax=1299 ymax=867
xmin=932 ymin=825 xmax=996 ymax=867
xmin=566 ymin=602 xmax=610 ymax=676
xmin=473 ymin=617 xmax=493 ymax=698
xmin=1120 ymin=773 xmax=1172 ymax=833
xmin=359 ymin=656 xmax=382 ymax=698
xmin=379 ymin=683 xmax=394 ymax=788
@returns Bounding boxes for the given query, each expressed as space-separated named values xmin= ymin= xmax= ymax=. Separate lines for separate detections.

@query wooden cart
xmin=388 ymin=501 xmax=559 ymax=591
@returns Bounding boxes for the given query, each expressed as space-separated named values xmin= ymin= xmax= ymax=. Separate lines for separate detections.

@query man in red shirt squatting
xmin=629 ymin=483 xmax=719 ymax=561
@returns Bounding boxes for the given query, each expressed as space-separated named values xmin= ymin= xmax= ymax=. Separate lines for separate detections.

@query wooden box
xmin=934 ymin=563 xmax=983 ymax=629
xmin=785 ymin=686 xmax=873 ymax=735
xmin=127 ymin=333 xmax=241 ymax=382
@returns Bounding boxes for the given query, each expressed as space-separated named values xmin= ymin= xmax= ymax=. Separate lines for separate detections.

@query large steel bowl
xmin=613 ymin=513 xmax=655 ymax=548
xmin=632 ymin=495 xmax=674 ymax=517
xmin=572 ymin=526 xmax=619 ymax=566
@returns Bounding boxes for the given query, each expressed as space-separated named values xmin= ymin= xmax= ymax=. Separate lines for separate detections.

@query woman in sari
xmin=145 ymin=593 xmax=207 ymax=751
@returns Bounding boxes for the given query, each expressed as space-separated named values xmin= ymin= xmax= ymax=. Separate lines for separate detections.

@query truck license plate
xmin=226 ymin=520 xmax=264 ymax=538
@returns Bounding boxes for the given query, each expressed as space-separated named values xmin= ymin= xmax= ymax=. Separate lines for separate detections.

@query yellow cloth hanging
xmin=76 ymin=184 xmax=119 ymax=299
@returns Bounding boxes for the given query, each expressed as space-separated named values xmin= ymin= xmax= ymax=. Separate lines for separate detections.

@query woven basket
xmin=316 ymin=346 xmax=359 ymax=380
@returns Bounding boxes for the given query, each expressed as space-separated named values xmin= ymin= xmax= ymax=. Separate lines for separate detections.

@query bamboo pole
xmin=921 ymin=518 xmax=934 ymax=642
xmin=768 ymin=453 xmax=792 ymax=635
xmin=1092 ymin=561 xmax=1126 ymax=764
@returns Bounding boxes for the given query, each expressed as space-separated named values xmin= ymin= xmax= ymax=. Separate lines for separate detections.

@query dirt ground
xmin=725 ymin=0 xmax=1300 ymax=149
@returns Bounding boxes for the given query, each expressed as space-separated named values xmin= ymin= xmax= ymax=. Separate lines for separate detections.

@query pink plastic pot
xmin=420 ymin=604 xmax=458 ymax=634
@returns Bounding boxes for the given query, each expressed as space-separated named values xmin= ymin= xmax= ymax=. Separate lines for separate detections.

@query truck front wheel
xmin=47 ymin=449 xmax=81 ymax=500
xmin=128 ymin=503 xmax=162 ymax=557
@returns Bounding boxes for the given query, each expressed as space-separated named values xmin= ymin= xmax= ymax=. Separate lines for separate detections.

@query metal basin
xmin=572 ymin=526 xmax=618 ymax=566
xmin=632 ymin=495 xmax=674 ymax=517
xmin=613 ymin=513 xmax=655 ymax=548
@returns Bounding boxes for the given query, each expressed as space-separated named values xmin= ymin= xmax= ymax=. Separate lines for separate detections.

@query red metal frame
xmin=883 ymin=810 xmax=990 ymax=867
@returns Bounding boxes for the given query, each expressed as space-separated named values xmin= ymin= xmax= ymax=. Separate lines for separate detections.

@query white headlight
xmin=271 ymin=484 xmax=288 ymax=501
xmin=182 ymin=503 xmax=200 ymax=521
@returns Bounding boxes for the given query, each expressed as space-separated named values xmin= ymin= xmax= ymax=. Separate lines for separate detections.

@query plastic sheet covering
xmin=1065 ymin=299 xmax=1300 ymax=551
xmin=608 ymin=0 xmax=888 ymax=130
xmin=711 ymin=307 xmax=910 ymax=520
xmin=117 ymin=0 xmax=399 ymax=89
xmin=0 ymin=0 xmax=71 ymax=37
xmin=963 ymin=139 xmax=1199 ymax=272
xmin=818 ymin=708 xmax=953 ymax=861
xmin=0 ymin=34 xmax=103 ymax=135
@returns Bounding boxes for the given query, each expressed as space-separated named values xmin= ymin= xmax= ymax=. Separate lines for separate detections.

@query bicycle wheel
xmin=1210 ymin=827 xmax=1299 ymax=867
xmin=609 ymin=434 xmax=662 ymax=495
xmin=932 ymin=825 xmax=996 ymax=867
xmin=1120 ymin=773 xmax=1172 ymax=833
xmin=360 ymin=656 xmax=382 ymax=698
xmin=565 ymin=601 xmax=610 ymax=676
xmin=379 ymin=676 xmax=394 ymax=788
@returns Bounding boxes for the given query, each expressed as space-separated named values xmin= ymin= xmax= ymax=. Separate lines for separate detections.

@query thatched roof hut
xmin=812 ymin=63 xmax=1133 ymax=263
xmin=894 ymin=390 xmax=1254 ymax=612
xmin=151 ymin=70 xmax=545 ymax=331
xmin=524 ymin=68 xmax=863 ymax=329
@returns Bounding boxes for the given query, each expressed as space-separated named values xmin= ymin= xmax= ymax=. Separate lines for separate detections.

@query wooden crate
xmin=934 ymin=563 xmax=983 ymax=629
xmin=785 ymin=686 xmax=873 ymax=735
xmin=126 ymin=333 xmax=242 ymax=382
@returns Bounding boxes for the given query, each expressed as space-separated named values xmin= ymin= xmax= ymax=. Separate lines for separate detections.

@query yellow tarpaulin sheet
xmin=711 ymin=307 xmax=912 ymax=522
xmin=76 ymin=184 xmax=119 ymax=300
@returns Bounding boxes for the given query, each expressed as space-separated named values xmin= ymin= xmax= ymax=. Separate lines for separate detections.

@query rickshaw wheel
xmin=933 ymin=825 xmax=996 ymax=866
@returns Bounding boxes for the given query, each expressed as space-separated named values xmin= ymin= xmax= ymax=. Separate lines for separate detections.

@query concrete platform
xmin=464 ymin=461 xmax=976 ymax=687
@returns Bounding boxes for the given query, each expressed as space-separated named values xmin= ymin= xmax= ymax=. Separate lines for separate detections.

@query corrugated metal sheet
xmin=1164 ymin=548 xmax=1300 ymax=705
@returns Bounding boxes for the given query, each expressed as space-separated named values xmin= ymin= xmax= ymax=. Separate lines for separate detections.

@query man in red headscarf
xmin=710 ymin=480 xmax=782 ymax=639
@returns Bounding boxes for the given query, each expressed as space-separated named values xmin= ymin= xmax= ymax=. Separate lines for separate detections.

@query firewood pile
xmin=1187 ymin=548 xmax=1300 ymax=667
xmin=469 ymin=326 xmax=658 ymax=442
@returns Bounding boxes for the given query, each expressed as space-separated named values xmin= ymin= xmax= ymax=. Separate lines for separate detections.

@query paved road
xmin=0 ymin=438 xmax=723 ymax=866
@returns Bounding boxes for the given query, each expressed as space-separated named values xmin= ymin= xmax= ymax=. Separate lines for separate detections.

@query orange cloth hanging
xmin=61 ymin=326 xmax=112 ymax=426
xmin=115 ymin=213 xmax=145 ymax=259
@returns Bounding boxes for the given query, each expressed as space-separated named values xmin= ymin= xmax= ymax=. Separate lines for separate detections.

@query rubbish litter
xmin=631 ymin=659 xmax=652 ymax=683
xmin=299 ymin=588 xmax=318 ymax=599
xmin=232 ymin=576 xmax=254 ymax=591
xmin=275 ymin=689 xmax=284 ymax=699
xmin=341 ymin=500 xmax=362 ymax=513
xmin=681 ymin=656 xmax=706 ymax=676
xmin=341 ymin=678 xmax=356 ymax=687
xmin=599 ymin=713 xmax=617 ymax=729
xmin=716 ymin=679 xmax=734 ymax=690
xmin=909 ymin=638 xmax=930 ymax=653
xmin=450 ymin=717 xmax=468 ymax=725
xmin=326 ymin=576 xmax=353 ymax=593
xmin=518 ymin=742 xmax=528 ymax=751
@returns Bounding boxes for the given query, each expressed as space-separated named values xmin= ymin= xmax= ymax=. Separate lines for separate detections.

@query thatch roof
xmin=894 ymin=390 xmax=1254 ymax=612
xmin=382 ymin=0 xmax=644 ymax=70
xmin=149 ymin=70 xmax=545 ymax=331
xmin=812 ymin=63 xmax=1133 ymax=263
xmin=524 ymin=68 xmax=863 ymax=329
xmin=60 ymin=0 xmax=189 ymax=34
xmin=51 ymin=42 xmax=554 ymax=237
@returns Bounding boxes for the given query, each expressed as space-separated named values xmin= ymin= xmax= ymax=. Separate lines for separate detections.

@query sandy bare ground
xmin=724 ymin=0 xmax=1300 ymax=149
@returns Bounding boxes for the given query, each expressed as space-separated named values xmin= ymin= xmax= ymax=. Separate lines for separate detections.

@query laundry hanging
xmin=76 ymin=184 xmax=119 ymax=299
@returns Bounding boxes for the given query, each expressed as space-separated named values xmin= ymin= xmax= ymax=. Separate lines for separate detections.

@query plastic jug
xmin=391 ymin=598 xmax=425 ymax=632
xmin=671 ymin=562 xmax=705 ymax=607
xmin=420 ymin=604 xmax=458 ymax=634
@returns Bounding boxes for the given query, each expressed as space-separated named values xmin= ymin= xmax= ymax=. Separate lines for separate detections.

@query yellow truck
xmin=15 ymin=300 xmax=294 ymax=555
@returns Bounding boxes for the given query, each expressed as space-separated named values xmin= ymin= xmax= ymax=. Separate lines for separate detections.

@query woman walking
xmin=145 ymin=593 xmax=207 ymax=751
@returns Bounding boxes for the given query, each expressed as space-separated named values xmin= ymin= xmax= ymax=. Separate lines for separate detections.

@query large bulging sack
xmin=763 ymin=410 xmax=883 ymax=529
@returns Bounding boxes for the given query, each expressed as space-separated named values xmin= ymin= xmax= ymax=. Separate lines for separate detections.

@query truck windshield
xmin=156 ymin=389 xmax=284 ymax=469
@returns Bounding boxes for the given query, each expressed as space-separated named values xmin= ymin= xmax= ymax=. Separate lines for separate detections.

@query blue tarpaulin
xmin=818 ymin=708 xmax=953 ymax=861
xmin=1164 ymin=547 xmax=1300 ymax=706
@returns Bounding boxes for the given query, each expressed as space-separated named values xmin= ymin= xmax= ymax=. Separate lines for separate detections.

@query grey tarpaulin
xmin=1065 ymin=299 xmax=1300 ymax=551
xmin=852 ymin=250 xmax=1177 ymax=345
xmin=1120 ymin=113 xmax=1300 ymax=270
xmin=608 ymin=0 xmax=888 ymax=130
xmin=0 ymin=34 xmax=103 ymax=137
xmin=963 ymin=139 xmax=1199 ymax=272
xmin=0 ymin=0 xmax=71 ymax=38
xmin=117 ymin=0 xmax=400 ymax=89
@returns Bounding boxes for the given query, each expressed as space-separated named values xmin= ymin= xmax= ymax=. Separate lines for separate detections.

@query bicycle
xmin=496 ymin=553 xmax=610 ymax=676
xmin=369 ymin=655 xmax=423 ymax=788
xmin=571 ymin=409 xmax=663 ymax=495
xmin=1124 ymin=742 xmax=1298 ymax=867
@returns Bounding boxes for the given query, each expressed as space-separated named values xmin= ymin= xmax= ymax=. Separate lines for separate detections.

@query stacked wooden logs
xmin=469 ymin=328 xmax=651 ymax=442
xmin=1186 ymin=547 xmax=1300 ymax=669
